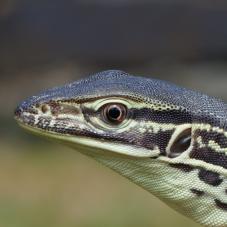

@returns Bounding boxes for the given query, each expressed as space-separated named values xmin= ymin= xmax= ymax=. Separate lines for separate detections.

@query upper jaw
xmin=14 ymin=103 xmax=158 ymax=159
xmin=14 ymin=104 xmax=37 ymax=127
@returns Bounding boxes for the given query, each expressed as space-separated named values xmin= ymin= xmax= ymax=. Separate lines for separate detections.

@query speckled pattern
xmin=16 ymin=70 xmax=227 ymax=126
xmin=15 ymin=70 xmax=227 ymax=227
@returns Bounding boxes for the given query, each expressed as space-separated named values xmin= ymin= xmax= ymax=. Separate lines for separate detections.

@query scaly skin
xmin=15 ymin=70 xmax=227 ymax=226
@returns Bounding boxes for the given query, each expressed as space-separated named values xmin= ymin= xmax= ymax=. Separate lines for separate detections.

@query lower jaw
xmin=16 ymin=120 xmax=158 ymax=159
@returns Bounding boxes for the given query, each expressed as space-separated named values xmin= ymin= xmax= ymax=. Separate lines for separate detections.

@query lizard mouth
xmin=15 ymin=114 xmax=157 ymax=159
xmin=14 ymin=104 xmax=158 ymax=159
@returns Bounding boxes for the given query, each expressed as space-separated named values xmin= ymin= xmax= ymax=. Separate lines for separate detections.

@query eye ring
xmin=102 ymin=103 xmax=127 ymax=125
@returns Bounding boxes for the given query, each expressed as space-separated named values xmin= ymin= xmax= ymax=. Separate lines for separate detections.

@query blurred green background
xmin=1 ymin=0 xmax=227 ymax=226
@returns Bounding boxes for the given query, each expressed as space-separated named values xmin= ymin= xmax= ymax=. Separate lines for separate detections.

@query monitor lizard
xmin=15 ymin=70 xmax=227 ymax=226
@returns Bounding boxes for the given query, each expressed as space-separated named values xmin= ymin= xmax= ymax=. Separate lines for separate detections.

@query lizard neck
xmin=88 ymin=153 xmax=227 ymax=227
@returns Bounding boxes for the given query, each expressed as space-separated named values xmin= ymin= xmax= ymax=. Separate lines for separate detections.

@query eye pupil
xmin=103 ymin=103 xmax=127 ymax=125
xmin=108 ymin=106 xmax=121 ymax=120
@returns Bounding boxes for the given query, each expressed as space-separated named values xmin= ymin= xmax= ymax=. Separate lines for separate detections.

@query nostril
xmin=41 ymin=104 xmax=49 ymax=113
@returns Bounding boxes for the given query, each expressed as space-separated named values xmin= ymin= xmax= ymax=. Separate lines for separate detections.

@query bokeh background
xmin=1 ymin=1 xmax=227 ymax=226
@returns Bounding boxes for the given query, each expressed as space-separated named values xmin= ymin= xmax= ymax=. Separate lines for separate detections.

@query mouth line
xmin=16 ymin=118 xmax=63 ymax=137
xmin=15 ymin=113 xmax=158 ymax=159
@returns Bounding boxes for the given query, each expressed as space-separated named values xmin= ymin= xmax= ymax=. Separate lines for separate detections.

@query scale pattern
xmin=15 ymin=70 xmax=227 ymax=227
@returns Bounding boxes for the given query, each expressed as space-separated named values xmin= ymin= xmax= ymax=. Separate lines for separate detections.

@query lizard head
xmin=15 ymin=70 xmax=227 ymax=226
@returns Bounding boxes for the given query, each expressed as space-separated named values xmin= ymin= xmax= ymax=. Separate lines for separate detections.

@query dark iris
xmin=169 ymin=128 xmax=192 ymax=158
xmin=102 ymin=103 xmax=127 ymax=125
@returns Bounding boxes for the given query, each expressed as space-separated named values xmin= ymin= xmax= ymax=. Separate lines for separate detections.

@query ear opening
xmin=166 ymin=124 xmax=192 ymax=158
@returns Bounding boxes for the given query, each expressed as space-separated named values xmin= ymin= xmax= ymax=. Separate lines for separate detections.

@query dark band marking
xmin=157 ymin=130 xmax=174 ymax=155
xmin=191 ymin=188 xmax=205 ymax=197
xmin=198 ymin=169 xmax=223 ymax=186
xmin=131 ymin=108 xmax=192 ymax=124
xmin=142 ymin=130 xmax=174 ymax=155
xmin=190 ymin=146 xmax=227 ymax=169
xmin=39 ymin=116 xmax=173 ymax=153
xmin=169 ymin=163 xmax=194 ymax=172
xmin=66 ymin=120 xmax=173 ymax=154
xmin=37 ymin=117 xmax=51 ymax=129
xmin=195 ymin=129 xmax=227 ymax=149
xmin=215 ymin=199 xmax=227 ymax=211
xmin=85 ymin=106 xmax=192 ymax=127
xmin=115 ymin=130 xmax=174 ymax=153
xmin=48 ymin=101 xmax=62 ymax=115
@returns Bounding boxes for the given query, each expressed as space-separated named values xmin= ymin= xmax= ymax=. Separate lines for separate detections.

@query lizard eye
xmin=102 ymin=103 xmax=127 ymax=125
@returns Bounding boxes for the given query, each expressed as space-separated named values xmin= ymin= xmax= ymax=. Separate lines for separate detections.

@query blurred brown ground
xmin=1 ymin=0 xmax=227 ymax=226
